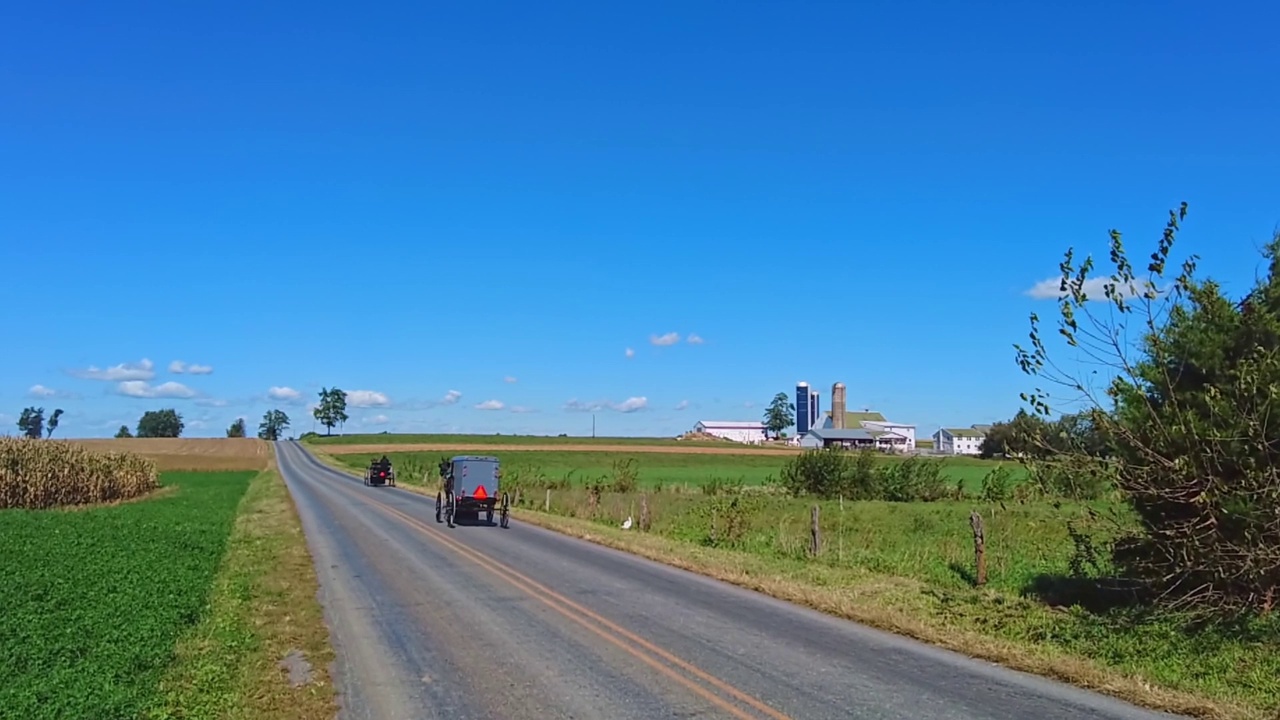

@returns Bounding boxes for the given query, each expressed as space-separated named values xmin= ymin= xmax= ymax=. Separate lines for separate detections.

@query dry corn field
xmin=0 ymin=438 xmax=159 ymax=509
xmin=68 ymin=438 xmax=275 ymax=471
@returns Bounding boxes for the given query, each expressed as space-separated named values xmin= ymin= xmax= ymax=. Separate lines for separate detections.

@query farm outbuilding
xmin=691 ymin=420 xmax=767 ymax=444
xmin=799 ymin=427 xmax=912 ymax=451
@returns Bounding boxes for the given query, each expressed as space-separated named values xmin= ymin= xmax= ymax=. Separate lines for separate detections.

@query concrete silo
xmin=832 ymin=382 xmax=847 ymax=429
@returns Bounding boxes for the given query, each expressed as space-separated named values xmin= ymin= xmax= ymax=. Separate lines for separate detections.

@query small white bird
xmin=621 ymin=516 xmax=633 ymax=530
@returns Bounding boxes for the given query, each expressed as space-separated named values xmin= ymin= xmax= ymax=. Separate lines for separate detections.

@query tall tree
xmin=1015 ymin=202 xmax=1280 ymax=614
xmin=17 ymin=407 xmax=44 ymax=439
xmin=115 ymin=425 xmax=133 ymax=438
xmin=313 ymin=387 xmax=348 ymax=436
xmin=45 ymin=408 xmax=64 ymax=438
xmin=226 ymin=418 xmax=246 ymax=438
xmin=762 ymin=392 xmax=796 ymax=439
xmin=136 ymin=409 xmax=184 ymax=438
xmin=258 ymin=409 xmax=290 ymax=441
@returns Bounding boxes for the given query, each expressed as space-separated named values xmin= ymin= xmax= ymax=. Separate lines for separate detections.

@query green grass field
xmin=0 ymin=471 xmax=254 ymax=720
xmin=332 ymin=448 xmax=1026 ymax=492
xmin=522 ymin=486 xmax=1280 ymax=718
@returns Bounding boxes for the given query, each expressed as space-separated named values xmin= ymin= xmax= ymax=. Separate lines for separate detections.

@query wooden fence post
xmin=640 ymin=494 xmax=651 ymax=532
xmin=970 ymin=510 xmax=987 ymax=586
xmin=545 ymin=488 xmax=551 ymax=512
xmin=809 ymin=504 xmax=821 ymax=556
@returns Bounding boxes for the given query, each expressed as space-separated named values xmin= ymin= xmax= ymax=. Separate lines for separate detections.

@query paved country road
xmin=276 ymin=440 xmax=1184 ymax=720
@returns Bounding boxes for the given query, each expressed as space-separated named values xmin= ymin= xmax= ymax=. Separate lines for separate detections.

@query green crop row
xmin=0 ymin=471 xmax=254 ymax=720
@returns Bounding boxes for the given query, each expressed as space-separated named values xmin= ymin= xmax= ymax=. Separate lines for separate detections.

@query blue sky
xmin=2 ymin=0 xmax=1278 ymax=439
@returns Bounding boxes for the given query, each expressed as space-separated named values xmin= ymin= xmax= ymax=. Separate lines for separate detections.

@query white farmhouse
xmin=933 ymin=426 xmax=988 ymax=455
xmin=691 ymin=420 xmax=767 ymax=444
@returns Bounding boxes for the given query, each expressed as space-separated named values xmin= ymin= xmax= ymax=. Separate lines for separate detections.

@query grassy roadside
xmin=145 ymin=468 xmax=338 ymax=720
xmin=509 ymin=506 xmax=1268 ymax=720
xmin=308 ymin=444 xmax=1274 ymax=718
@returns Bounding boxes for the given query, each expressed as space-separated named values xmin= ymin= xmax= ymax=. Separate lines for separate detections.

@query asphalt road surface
xmin=276 ymin=440 xmax=1184 ymax=720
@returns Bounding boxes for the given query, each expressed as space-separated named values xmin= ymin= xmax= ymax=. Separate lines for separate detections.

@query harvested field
xmin=67 ymin=438 xmax=274 ymax=471
xmin=318 ymin=442 xmax=803 ymax=457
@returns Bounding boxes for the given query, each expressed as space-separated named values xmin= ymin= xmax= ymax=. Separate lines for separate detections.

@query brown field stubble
xmin=69 ymin=438 xmax=275 ymax=471
xmin=319 ymin=442 xmax=803 ymax=456
xmin=0 ymin=437 xmax=159 ymax=509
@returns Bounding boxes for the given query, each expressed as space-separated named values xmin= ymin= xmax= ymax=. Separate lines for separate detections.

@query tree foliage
xmin=226 ymin=418 xmax=246 ymax=438
xmin=45 ymin=409 xmax=63 ymax=438
xmin=762 ymin=392 xmax=795 ymax=439
xmin=258 ymin=409 xmax=290 ymax=441
xmin=17 ymin=407 xmax=44 ymax=439
xmin=1015 ymin=202 xmax=1280 ymax=615
xmin=312 ymin=387 xmax=348 ymax=436
xmin=114 ymin=425 xmax=133 ymax=439
xmin=136 ymin=409 xmax=184 ymax=438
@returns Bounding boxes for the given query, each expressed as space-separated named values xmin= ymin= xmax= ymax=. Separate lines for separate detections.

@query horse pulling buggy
xmin=364 ymin=455 xmax=397 ymax=487
xmin=435 ymin=455 xmax=510 ymax=529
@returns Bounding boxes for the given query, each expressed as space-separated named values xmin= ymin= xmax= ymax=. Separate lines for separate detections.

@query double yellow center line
xmin=315 ymin=458 xmax=792 ymax=720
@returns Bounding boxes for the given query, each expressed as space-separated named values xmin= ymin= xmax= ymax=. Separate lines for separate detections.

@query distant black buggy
xmin=363 ymin=455 xmax=397 ymax=487
xmin=435 ymin=455 xmax=509 ymax=529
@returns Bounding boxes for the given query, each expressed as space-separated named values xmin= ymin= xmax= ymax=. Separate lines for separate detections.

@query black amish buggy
xmin=435 ymin=455 xmax=509 ymax=529
xmin=363 ymin=455 xmax=397 ymax=487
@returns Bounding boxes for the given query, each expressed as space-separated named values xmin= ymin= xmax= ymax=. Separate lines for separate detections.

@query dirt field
xmin=316 ymin=442 xmax=803 ymax=457
xmin=67 ymin=438 xmax=275 ymax=471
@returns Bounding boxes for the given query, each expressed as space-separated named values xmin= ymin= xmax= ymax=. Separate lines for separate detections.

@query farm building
xmin=933 ymin=425 xmax=988 ymax=455
xmin=815 ymin=410 xmax=917 ymax=450
xmin=799 ymin=427 xmax=912 ymax=451
xmin=690 ymin=420 xmax=767 ymax=444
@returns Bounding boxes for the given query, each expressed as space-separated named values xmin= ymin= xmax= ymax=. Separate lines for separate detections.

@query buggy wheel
xmin=499 ymin=492 xmax=510 ymax=529
xmin=435 ymin=492 xmax=442 ymax=523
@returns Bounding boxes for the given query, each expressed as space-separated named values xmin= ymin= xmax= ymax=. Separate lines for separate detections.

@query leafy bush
xmin=1016 ymin=203 xmax=1280 ymax=613
xmin=877 ymin=457 xmax=949 ymax=502
xmin=981 ymin=464 xmax=1014 ymax=502
xmin=0 ymin=438 xmax=158 ymax=509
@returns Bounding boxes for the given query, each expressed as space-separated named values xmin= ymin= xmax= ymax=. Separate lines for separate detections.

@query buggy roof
xmin=450 ymin=455 xmax=499 ymax=463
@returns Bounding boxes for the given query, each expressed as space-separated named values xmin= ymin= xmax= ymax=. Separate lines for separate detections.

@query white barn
xmin=692 ymin=420 xmax=767 ymax=444
xmin=933 ymin=426 xmax=987 ymax=455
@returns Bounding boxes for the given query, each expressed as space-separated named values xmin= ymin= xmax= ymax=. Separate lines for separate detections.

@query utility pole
xmin=592 ymin=414 xmax=596 ymax=438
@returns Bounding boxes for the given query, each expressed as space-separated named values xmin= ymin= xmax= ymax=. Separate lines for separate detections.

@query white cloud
xmin=365 ymin=414 xmax=390 ymax=425
xmin=625 ymin=347 xmax=635 ymax=358
xmin=613 ymin=396 xmax=648 ymax=413
xmin=687 ymin=334 xmax=704 ymax=344
xmin=475 ymin=399 xmax=505 ymax=411
xmin=28 ymin=384 xmax=56 ymax=398
xmin=510 ymin=405 xmax=537 ymax=414
xmin=564 ymin=399 xmax=604 ymax=412
xmin=504 ymin=376 xmax=518 ymax=384
xmin=70 ymin=358 xmax=155 ymax=381
xmin=650 ymin=332 xmax=680 ymax=346
xmin=196 ymin=398 xmax=228 ymax=408
xmin=347 ymin=390 xmax=390 ymax=408
xmin=267 ymin=386 xmax=303 ymax=403
xmin=116 ymin=380 xmax=197 ymax=399
xmin=1025 ymin=276 xmax=1161 ymax=301
xmin=674 ymin=400 xmax=689 ymax=410
xmin=564 ymin=397 xmax=648 ymax=413
xmin=440 ymin=390 xmax=462 ymax=405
